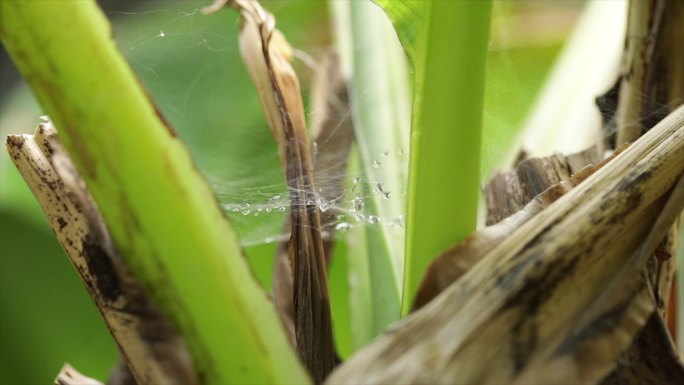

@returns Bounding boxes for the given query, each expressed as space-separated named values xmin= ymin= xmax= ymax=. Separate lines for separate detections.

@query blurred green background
xmin=0 ymin=1 xmax=577 ymax=383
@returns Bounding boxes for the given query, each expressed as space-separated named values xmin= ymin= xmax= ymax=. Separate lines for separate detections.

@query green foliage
xmin=330 ymin=0 xmax=408 ymax=351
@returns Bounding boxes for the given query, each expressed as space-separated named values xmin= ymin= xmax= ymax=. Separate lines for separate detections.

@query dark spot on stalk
xmin=511 ymin=318 xmax=538 ymax=372
xmin=502 ymin=252 xmax=580 ymax=314
xmin=57 ymin=217 xmax=68 ymax=230
xmin=555 ymin=295 xmax=635 ymax=356
xmin=6 ymin=135 xmax=25 ymax=150
xmin=496 ymin=251 xmax=541 ymax=291
xmin=83 ymin=235 xmax=121 ymax=301
xmin=502 ymin=252 xmax=581 ymax=373
xmin=43 ymin=139 xmax=54 ymax=156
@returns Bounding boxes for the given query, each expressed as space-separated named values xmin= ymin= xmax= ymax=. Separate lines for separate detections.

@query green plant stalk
xmin=330 ymin=0 xmax=408 ymax=340
xmin=348 ymin=0 xmax=408 ymax=334
xmin=403 ymin=0 xmax=492 ymax=313
xmin=343 ymin=151 xmax=375 ymax=352
xmin=0 ymin=2 xmax=308 ymax=384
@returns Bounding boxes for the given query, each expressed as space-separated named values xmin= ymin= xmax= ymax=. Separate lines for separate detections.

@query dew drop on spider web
xmin=240 ymin=202 xmax=251 ymax=215
xmin=351 ymin=196 xmax=364 ymax=212
xmin=374 ymin=183 xmax=390 ymax=200
xmin=335 ymin=222 xmax=353 ymax=231
xmin=317 ymin=196 xmax=332 ymax=212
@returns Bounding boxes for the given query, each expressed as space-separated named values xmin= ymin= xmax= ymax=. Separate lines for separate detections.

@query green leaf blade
xmin=402 ymin=0 xmax=493 ymax=312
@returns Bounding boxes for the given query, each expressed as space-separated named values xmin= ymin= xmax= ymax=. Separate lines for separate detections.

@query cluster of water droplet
xmin=221 ymin=178 xmax=405 ymax=238
xmin=223 ymin=194 xmax=287 ymax=217
xmin=371 ymin=148 xmax=404 ymax=169
xmin=218 ymin=147 xmax=407 ymax=244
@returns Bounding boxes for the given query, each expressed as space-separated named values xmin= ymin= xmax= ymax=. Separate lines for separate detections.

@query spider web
xmin=1 ymin=1 xmax=597 ymax=248
xmin=107 ymin=0 xmax=411 ymax=247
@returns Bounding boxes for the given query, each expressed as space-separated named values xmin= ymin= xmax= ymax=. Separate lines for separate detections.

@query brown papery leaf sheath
xmin=413 ymin=145 xmax=625 ymax=310
xmin=328 ymin=106 xmax=683 ymax=385
xmin=272 ymin=53 xmax=353 ymax=348
xmin=204 ymin=1 xmax=335 ymax=382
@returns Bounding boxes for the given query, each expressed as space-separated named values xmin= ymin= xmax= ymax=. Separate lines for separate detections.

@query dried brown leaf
xmin=414 ymin=146 xmax=625 ymax=310
xmin=272 ymin=52 xmax=353 ymax=349
xmin=205 ymin=1 xmax=336 ymax=381
xmin=328 ymin=106 xmax=684 ymax=385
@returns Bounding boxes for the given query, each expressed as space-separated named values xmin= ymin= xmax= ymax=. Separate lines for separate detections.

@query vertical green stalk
xmin=403 ymin=0 xmax=492 ymax=312
xmin=330 ymin=0 xmax=410 ymax=347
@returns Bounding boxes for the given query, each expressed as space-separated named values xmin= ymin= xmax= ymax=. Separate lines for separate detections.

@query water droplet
xmin=372 ymin=160 xmax=382 ymax=168
xmin=388 ymin=214 xmax=404 ymax=228
xmin=265 ymin=207 xmax=272 ymax=213
xmin=382 ymin=151 xmax=389 ymax=157
xmin=318 ymin=196 xmax=335 ymax=212
xmin=351 ymin=177 xmax=361 ymax=192
xmin=374 ymin=183 xmax=390 ymax=200
xmin=351 ymin=196 xmax=364 ymax=212
xmin=39 ymin=115 xmax=50 ymax=122
xmin=240 ymin=202 xmax=251 ymax=215
xmin=336 ymin=214 xmax=346 ymax=221
xmin=306 ymin=199 xmax=315 ymax=206
xmin=367 ymin=215 xmax=381 ymax=224
xmin=278 ymin=206 xmax=286 ymax=212
xmin=397 ymin=148 xmax=404 ymax=157
xmin=335 ymin=222 xmax=353 ymax=231
xmin=354 ymin=212 xmax=366 ymax=222
xmin=312 ymin=141 xmax=318 ymax=156
xmin=157 ymin=30 xmax=166 ymax=38
xmin=268 ymin=194 xmax=281 ymax=203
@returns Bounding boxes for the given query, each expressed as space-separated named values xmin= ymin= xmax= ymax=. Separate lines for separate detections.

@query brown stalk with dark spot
xmin=7 ymin=121 xmax=199 ymax=385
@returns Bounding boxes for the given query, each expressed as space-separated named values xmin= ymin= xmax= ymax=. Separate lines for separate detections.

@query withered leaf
xmin=327 ymin=106 xmax=683 ymax=385
xmin=205 ymin=1 xmax=336 ymax=381
xmin=272 ymin=52 xmax=353 ymax=349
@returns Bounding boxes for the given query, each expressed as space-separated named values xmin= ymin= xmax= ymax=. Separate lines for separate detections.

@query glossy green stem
xmin=403 ymin=0 xmax=492 ymax=313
